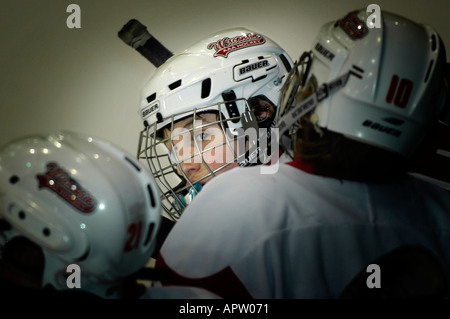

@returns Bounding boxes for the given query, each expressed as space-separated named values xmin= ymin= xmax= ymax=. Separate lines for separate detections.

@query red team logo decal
xmin=338 ymin=10 xmax=369 ymax=39
xmin=207 ymin=33 xmax=266 ymax=57
xmin=37 ymin=162 xmax=97 ymax=213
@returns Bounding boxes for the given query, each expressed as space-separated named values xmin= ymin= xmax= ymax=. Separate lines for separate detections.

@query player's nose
xmin=179 ymin=162 xmax=201 ymax=181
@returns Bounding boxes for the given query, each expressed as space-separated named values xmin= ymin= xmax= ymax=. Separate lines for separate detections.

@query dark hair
xmin=294 ymin=118 xmax=409 ymax=183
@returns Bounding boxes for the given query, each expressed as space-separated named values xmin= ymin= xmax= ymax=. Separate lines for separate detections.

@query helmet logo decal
xmin=239 ymin=60 xmax=269 ymax=75
xmin=142 ymin=102 xmax=160 ymax=120
xmin=362 ymin=120 xmax=402 ymax=137
xmin=234 ymin=56 xmax=277 ymax=82
xmin=338 ymin=10 xmax=369 ymax=40
xmin=37 ymin=162 xmax=98 ymax=213
xmin=314 ymin=43 xmax=335 ymax=61
xmin=207 ymin=33 xmax=266 ymax=58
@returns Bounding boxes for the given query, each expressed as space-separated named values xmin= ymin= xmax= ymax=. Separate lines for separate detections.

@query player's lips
xmin=192 ymin=178 xmax=209 ymax=186
xmin=190 ymin=174 xmax=214 ymax=186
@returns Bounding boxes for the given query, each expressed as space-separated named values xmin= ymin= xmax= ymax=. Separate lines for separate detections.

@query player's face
xmin=164 ymin=113 xmax=239 ymax=185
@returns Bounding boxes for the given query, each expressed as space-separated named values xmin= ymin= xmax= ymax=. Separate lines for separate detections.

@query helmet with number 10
xmin=277 ymin=9 xmax=448 ymax=157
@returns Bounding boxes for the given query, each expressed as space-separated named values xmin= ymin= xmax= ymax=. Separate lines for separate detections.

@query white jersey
xmin=150 ymin=161 xmax=450 ymax=298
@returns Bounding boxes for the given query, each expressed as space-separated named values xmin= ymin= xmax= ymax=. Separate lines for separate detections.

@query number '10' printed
xmin=386 ymin=75 xmax=413 ymax=109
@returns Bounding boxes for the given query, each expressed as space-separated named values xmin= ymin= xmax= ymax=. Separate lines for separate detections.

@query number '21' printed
xmin=124 ymin=221 xmax=143 ymax=252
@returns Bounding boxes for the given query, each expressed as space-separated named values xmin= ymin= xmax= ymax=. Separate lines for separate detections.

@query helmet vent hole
xmin=146 ymin=93 xmax=156 ymax=103
xmin=169 ymin=79 xmax=182 ymax=90
xmin=350 ymin=65 xmax=364 ymax=79
xmin=124 ymin=156 xmax=141 ymax=172
xmin=18 ymin=211 xmax=26 ymax=220
xmin=430 ymin=34 xmax=437 ymax=52
xmin=156 ymin=112 xmax=163 ymax=123
xmin=43 ymin=228 xmax=51 ymax=237
xmin=9 ymin=175 xmax=20 ymax=184
xmin=352 ymin=65 xmax=364 ymax=73
xmin=147 ymin=184 xmax=156 ymax=208
xmin=252 ymin=75 xmax=267 ymax=83
xmin=201 ymin=78 xmax=211 ymax=99
xmin=143 ymin=222 xmax=155 ymax=246
xmin=279 ymin=54 xmax=292 ymax=72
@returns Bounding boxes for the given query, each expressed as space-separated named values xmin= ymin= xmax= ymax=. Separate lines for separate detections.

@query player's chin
xmin=210 ymin=162 xmax=239 ymax=180
xmin=192 ymin=162 xmax=239 ymax=185
xmin=193 ymin=175 xmax=213 ymax=186
xmin=192 ymin=171 xmax=219 ymax=186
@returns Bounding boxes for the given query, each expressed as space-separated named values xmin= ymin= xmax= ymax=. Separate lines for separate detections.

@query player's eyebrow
xmin=179 ymin=114 xmax=216 ymax=130
xmin=163 ymin=115 xmax=196 ymax=139
xmin=163 ymin=113 xmax=219 ymax=140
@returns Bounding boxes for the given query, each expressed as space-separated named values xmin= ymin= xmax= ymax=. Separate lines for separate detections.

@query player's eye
xmin=169 ymin=145 xmax=181 ymax=163
xmin=195 ymin=132 xmax=211 ymax=142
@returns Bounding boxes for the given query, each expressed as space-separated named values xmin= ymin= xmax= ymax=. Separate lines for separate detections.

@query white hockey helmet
xmin=0 ymin=131 xmax=161 ymax=298
xmin=137 ymin=27 xmax=293 ymax=219
xmin=278 ymin=9 xmax=448 ymax=157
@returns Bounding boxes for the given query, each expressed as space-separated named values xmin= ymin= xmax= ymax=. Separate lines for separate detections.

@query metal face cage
xmin=138 ymin=99 xmax=259 ymax=220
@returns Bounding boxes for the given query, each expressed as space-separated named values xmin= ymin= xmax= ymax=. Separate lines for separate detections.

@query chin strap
xmin=172 ymin=182 xmax=203 ymax=213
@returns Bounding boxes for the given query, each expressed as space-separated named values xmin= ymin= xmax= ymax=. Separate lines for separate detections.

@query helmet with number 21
xmin=0 ymin=131 xmax=161 ymax=298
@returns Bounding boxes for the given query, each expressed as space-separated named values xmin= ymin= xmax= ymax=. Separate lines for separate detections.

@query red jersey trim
xmin=155 ymin=253 xmax=253 ymax=299
xmin=287 ymin=157 xmax=315 ymax=174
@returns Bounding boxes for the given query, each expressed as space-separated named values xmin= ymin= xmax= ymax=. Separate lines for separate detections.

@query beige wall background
xmin=1 ymin=0 xmax=449 ymax=156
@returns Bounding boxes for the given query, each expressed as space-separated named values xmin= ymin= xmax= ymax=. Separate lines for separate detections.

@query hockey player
xmin=147 ymin=9 xmax=450 ymax=298
xmin=0 ymin=131 xmax=162 ymax=299
xmin=136 ymin=28 xmax=294 ymax=221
